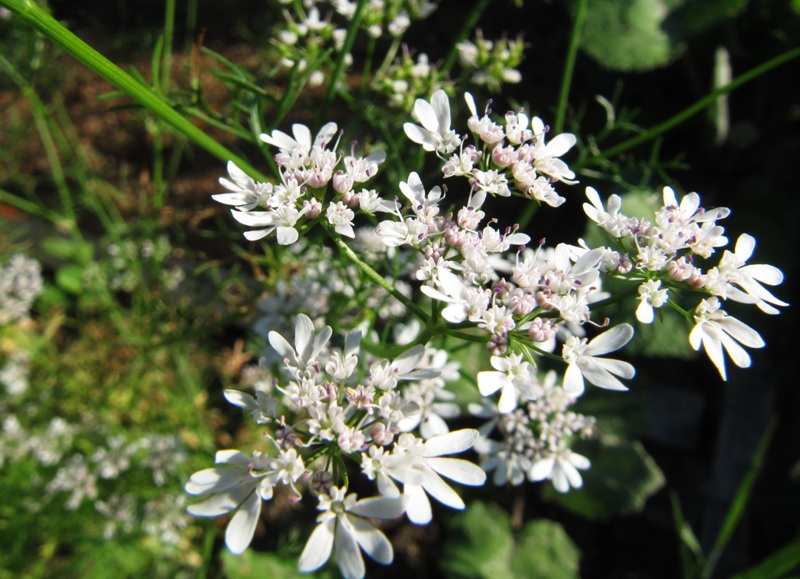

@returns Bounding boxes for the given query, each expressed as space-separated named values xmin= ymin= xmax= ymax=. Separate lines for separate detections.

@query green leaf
xmin=42 ymin=237 xmax=94 ymax=264
xmin=441 ymin=501 xmax=514 ymax=578
xmin=511 ymin=520 xmax=581 ymax=578
xmin=578 ymin=0 xmax=681 ymax=72
xmin=549 ymin=438 xmax=665 ymax=519
xmin=55 ymin=264 xmax=85 ymax=295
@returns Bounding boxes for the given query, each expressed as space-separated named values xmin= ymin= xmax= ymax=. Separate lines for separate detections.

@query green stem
xmin=554 ymin=0 xmax=587 ymax=135
xmin=1 ymin=0 xmax=268 ymax=182
xmin=441 ymin=0 xmax=492 ymax=74
xmin=320 ymin=0 xmax=367 ymax=123
xmin=600 ymin=45 xmax=800 ymax=159
xmin=326 ymin=225 xmax=428 ymax=321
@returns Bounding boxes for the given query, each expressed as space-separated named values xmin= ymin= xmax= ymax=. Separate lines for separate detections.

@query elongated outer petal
xmin=552 ymin=460 xmax=582 ymax=493
xmin=185 ymin=467 xmax=248 ymax=496
xmin=563 ymin=363 xmax=585 ymax=396
xmin=291 ymin=123 xmax=312 ymax=153
xmin=423 ymin=428 xmax=478 ymax=457
xmin=268 ymin=330 xmax=297 ymax=364
xmin=349 ymin=515 xmax=394 ymax=565
xmin=544 ymin=133 xmax=576 ymax=157
xmin=578 ymin=358 xmax=631 ymax=391
xmin=294 ymin=314 xmax=315 ymax=360
xmin=418 ymin=466 xmax=465 ymax=509
xmin=187 ymin=491 xmax=242 ymax=517
xmin=298 ymin=518 xmax=335 ymax=573
xmin=223 ymin=389 xmax=256 ymax=410
xmin=259 ymin=129 xmax=298 ymax=151
xmin=350 ymin=496 xmax=405 ymax=519
xmin=231 ymin=210 xmax=275 ymax=227
xmin=413 ymin=98 xmax=439 ymax=133
xmin=693 ymin=325 xmax=727 ymax=380
xmin=212 ymin=193 xmax=249 ymax=206
xmin=314 ymin=121 xmax=338 ymax=148
xmin=586 ymin=324 xmax=634 ymax=356
xmin=276 ymin=226 xmax=299 ymax=245
xmin=243 ymin=229 xmax=271 ymax=241
xmin=636 ymin=300 xmax=655 ymax=324
xmin=719 ymin=331 xmax=752 ymax=370
xmin=225 ymin=491 xmax=262 ymax=554
xmin=742 ymin=264 xmax=784 ymax=287
xmin=226 ymin=161 xmax=254 ymax=189
xmin=529 ymin=456 xmax=555 ymax=482
xmin=335 ymin=516 xmax=365 ymax=579
xmin=718 ymin=317 xmax=765 ymax=349
xmin=477 ymin=370 xmax=504 ymax=397
xmin=425 ymin=457 xmax=486 ymax=486
xmin=498 ymin=382 xmax=518 ymax=414
xmin=431 ymin=89 xmax=451 ymax=135
xmin=403 ymin=484 xmax=432 ymax=524
xmin=403 ymin=123 xmax=437 ymax=151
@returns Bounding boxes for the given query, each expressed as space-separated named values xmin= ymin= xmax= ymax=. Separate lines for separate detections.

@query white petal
xmin=579 ymin=359 xmax=630 ymax=391
xmin=422 ymin=429 xmax=478 ymax=457
xmin=418 ymin=467 xmax=464 ymax=510
xmin=569 ymin=452 xmax=591 ymax=470
xmin=477 ymin=371 xmax=504 ymax=397
xmin=298 ymin=518 xmax=335 ymax=572
xmin=718 ymin=317 xmax=765 ymax=349
xmin=243 ymin=229 xmax=271 ymax=241
xmin=291 ymin=123 xmax=312 ymax=153
xmin=544 ymin=133 xmax=576 ymax=157
xmin=223 ymin=389 xmax=255 ymax=410
xmin=563 ymin=363 xmax=585 ymax=396
xmin=260 ymin=129 xmax=297 ymax=151
xmin=497 ymin=382 xmax=518 ymax=413
xmin=314 ymin=121 xmax=338 ymax=148
xmin=350 ymin=496 xmax=405 ymax=519
xmin=636 ymin=300 xmax=654 ymax=324
xmin=403 ymin=123 xmax=436 ymax=151
xmin=335 ymin=516 xmax=365 ymax=579
xmin=529 ymin=456 xmax=555 ymax=481
xmin=403 ymin=485 xmax=432 ymax=524
xmin=225 ymin=491 xmax=261 ymax=554
xmin=719 ymin=331 xmax=752 ymax=369
xmin=586 ymin=324 xmax=634 ymax=356
xmin=349 ymin=516 xmax=393 ymax=565
xmin=276 ymin=226 xmax=299 ymax=245
xmin=430 ymin=89 xmax=451 ymax=134
xmin=268 ymin=330 xmax=297 ymax=362
xmin=425 ymin=457 xmax=486 ymax=486
xmin=413 ymin=98 xmax=439 ymax=133
xmin=741 ymin=264 xmax=784 ymax=286
xmin=734 ymin=233 xmax=756 ymax=261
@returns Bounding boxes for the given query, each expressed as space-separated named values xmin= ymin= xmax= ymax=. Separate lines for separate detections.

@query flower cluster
xmin=214 ymin=123 xmax=388 ymax=244
xmin=199 ymin=88 xmax=786 ymax=577
xmin=457 ymin=30 xmax=525 ymax=92
xmin=584 ymin=186 xmax=787 ymax=379
xmin=0 ymin=253 xmax=43 ymax=325
xmin=186 ymin=315 xmax=485 ymax=576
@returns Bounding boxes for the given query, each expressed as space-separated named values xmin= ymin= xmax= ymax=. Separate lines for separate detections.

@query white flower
xmin=583 ymin=187 xmax=630 ymax=237
xmin=707 ymin=234 xmax=787 ymax=315
xmin=530 ymin=450 xmax=591 ymax=493
xmin=562 ymin=324 xmax=635 ymax=396
xmin=689 ymin=297 xmax=765 ymax=380
xmin=403 ymin=90 xmax=461 ymax=155
xmin=260 ymin=122 xmax=338 ymax=167
xmin=636 ymin=279 xmax=668 ymax=324
xmin=185 ymin=450 xmax=275 ymax=554
xmin=269 ymin=313 xmax=332 ymax=378
xmin=530 ymin=116 xmax=577 ymax=183
xmin=212 ymin=161 xmax=272 ymax=210
xmin=386 ymin=429 xmax=486 ymax=524
xmin=223 ymin=389 xmax=280 ymax=424
xmin=367 ymin=345 xmax=440 ymax=390
xmin=298 ymin=487 xmax=404 ymax=579
xmin=326 ymin=201 xmax=356 ymax=238
xmin=477 ymin=353 xmax=536 ymax=413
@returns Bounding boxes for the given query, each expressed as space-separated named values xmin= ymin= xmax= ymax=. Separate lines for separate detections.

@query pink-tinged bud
xmin=528 ymin=317 xmax=556 ymax=342
xmin=307 ymin=168 xmax=332 ymax=189
xmin=341 ymin=189 xmax=359 ymax=208
xmin=508 ymin=288 xmax=536 ymax=315
xmin=616 ymin=254 xmax=633 ymax=274
xmin=536 ymin=290 xmax=554 ymax=309
xmin=371 ymin=423 xmax=395 ymax=446
xmin=492 ymin=278 xmax=513 ymax=300
xmin=444 ymin=223 xmax=464 ymax=247
xmin=487 ymin=333 xmax=509 ymax=356
xmin=667 ymin=257 xmax=694 ymax=282
xmin=333 ymin=170 xmax=354 ymax=194
xmin=303 ymin=198 xmax=323 ymax=218
xmin=424 ymin=243 xmax=444 ymax=261
xmin=492 ymin=145 xmax=515 ymax=168
xmin=309 ymin=470 xmax=333 ymax=495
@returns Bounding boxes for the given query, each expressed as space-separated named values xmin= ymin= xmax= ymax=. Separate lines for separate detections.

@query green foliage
xmin=550 ymin=439 xmax=665 ymax=519
xmin=578 ymin=0 xmax=681 ymax=72
xmin=440 ymin=502 xmax=581 ymax=578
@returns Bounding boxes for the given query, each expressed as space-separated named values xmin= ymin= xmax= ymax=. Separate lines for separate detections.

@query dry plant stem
xmin=0 ymin=0 xmax=269 ymax=182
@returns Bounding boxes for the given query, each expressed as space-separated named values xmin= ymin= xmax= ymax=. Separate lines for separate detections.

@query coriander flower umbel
xmin=689 ymin=296 xmax=765 ymax=380
xmin=403 ymin=89 xmax=461 ymax=155
xmin=562 ymin=324 xmax=635 ymax=396
xmin=298 ymin=487 xmax=404 ymax=579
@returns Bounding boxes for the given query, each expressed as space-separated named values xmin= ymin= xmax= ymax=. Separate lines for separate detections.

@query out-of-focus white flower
xmin=530 ymin=450 xmax=591 ymax=493
xmin=403 ymin=90 xmax=461 ymax=155
xmin=298 ymin=487 xmax=404 ymax=579
xmin=689 ymin=297 xmax=765 ymax=380
xmin=562 ymin=324 xmax=635 ymax=396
